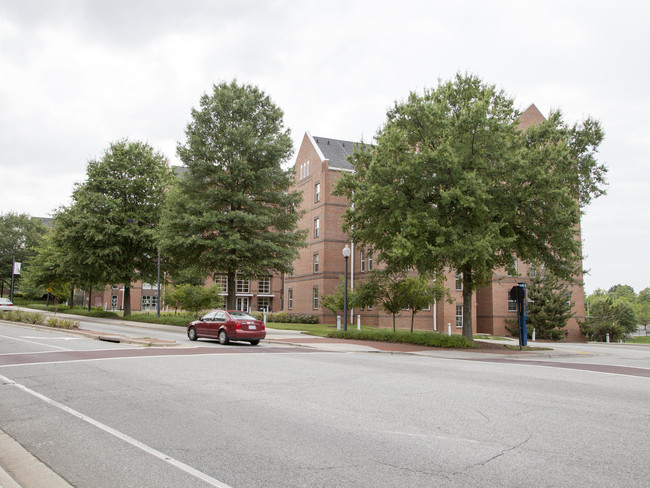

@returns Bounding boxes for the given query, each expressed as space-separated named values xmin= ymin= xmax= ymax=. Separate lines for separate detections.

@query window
xmin=236 ymin=279 xmax=250 ymax=294
xmin=455 ymin=272 xmax=463 ymax=291
xmin=142 ymin=296 xmax=152 ymax=310
xmin=368 ymin=253 xmax=373 ymax=271
xmin=360 ymin=250 xmax=365 ymax=272
xmin=314 ymin=217 xmax=320 ymax=238
xmin=508 ymin=258 xmax=519 ymax=277
xmin=258 ymin=277 xmax=271 ymax=294
xmin=313 ymin=287 xmax=319 ymax=309
xmin=423 ymin=303 xmax=431 ymax=311
xmin=530 ymin=262 xmax=546 ymax=278
xmin=288 ymin=288 xmax=293 ymax=310
xmin=313 ymin=253 xmax=319 ymax=273
xmin=508 ymin=298 xmax=518 ymax=312
xmin=216 ymin=274 xmax=228 ymax=293
xmin=257 ymin=297 xmax=271 ymax=312
xmin=456 ymin=304 xmax=463 ymax=328
xmin=314 ymin=182 xmax=320 ymax=203
xmin=236 ymin=297 xmax=249 ymax=312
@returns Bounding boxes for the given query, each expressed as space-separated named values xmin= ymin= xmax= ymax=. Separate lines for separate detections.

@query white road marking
xmin=0 ymin=373 xmax=233 ymax=488
xmin=0 ymin=334 xmax=71 ymax=351
xmin=21 ymin=336 xmax=81 ymax=341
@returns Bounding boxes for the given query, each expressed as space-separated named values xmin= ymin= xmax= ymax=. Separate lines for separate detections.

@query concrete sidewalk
xmin=0 ymin=429 xmax=72 ymax=488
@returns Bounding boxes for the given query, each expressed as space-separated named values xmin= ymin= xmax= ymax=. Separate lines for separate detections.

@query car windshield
xmin=229 ymin=312 xmax=256 ymax=321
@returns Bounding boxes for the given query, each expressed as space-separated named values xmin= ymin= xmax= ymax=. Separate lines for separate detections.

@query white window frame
xmin=315 ymin=182 xmax=320 ymax=203
xmin=314 ymin=217 xmax=320 ymax=238
xmin=236 ymin=279 xmax=250 ymax=294
xmin=258 ymin=277 xmax=271 ymax=295
xmin=456 ymin=304 xmax=463 ymax=328
xmin=257 ymin=297 xmax=271 ymax=312
xmin=288 ymin=288 xmax=293 ymax=310
xmin=236 ymin=296 xmax=250 ymax=312
xmin=313 ymin=287 xmax=319 ymax=310
xmin=313 ymin=253 xmax=319 ymax=273
xmin=216 ymin=274 xmax=228 ymax=294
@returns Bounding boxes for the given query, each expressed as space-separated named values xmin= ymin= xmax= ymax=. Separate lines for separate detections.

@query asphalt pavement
xmin=2 ymin=311 xmax=649 ymax=487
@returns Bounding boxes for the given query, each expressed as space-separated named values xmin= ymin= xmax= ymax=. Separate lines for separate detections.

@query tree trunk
xmin=87 ymin=285 xmax=92 ymax=312
xmin=392 ymin=313 xmax=396 ymax=332
xmin=411 ymin=312 xmax=415 ymax=333
xmin=69 ymin=286 xmax=74 ymax=309
xmin=462 ymin=267 xmax=474 ymax=341
xmin=124 ymin=284 xmax=131 ymax=316
xmin=226 ymin=271 xmax=237 ymax=310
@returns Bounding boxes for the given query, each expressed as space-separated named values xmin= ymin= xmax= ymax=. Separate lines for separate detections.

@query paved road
xmin=1 ymin=318 xmax=649 ymax=487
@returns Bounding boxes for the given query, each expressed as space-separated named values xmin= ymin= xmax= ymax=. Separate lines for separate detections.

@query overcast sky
xmin=1 ymin=0 xmax=648 ymax=294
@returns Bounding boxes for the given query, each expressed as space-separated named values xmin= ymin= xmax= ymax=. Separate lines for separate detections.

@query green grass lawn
xmin=473 ymin=334 xmax=511 ymax=341
xmin=628 ymin=335 xmax=650 ymax=344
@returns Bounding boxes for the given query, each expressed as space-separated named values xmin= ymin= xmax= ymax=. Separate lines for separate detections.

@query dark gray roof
xmin=172 ymin=165 xmax=188 ymax=177
xmin=313 ymin=136 xmax=363 ymax=171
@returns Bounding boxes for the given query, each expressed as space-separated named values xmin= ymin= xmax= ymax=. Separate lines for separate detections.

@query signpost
xmin=509 ymin=283 xmax=528 ymax=350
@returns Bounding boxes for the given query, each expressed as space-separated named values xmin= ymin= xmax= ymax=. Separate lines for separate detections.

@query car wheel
xmin=249 ymin=340 xmax=260 ymax=346
xmin=188 ymin=327 xmax=197 ymax=341
xmin=218 ymin=329 xmax=229 ymax=345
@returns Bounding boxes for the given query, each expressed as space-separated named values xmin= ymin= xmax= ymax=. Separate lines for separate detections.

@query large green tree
xmin=580 ymin=295 xmax=636 ymax=342
xmin=526 ymin=273 xmax=575 ymax=340
xmin=636 ymin=288 xmax=650 ymax=327
xmin=55 ymin=139 xmax=172 ymax=315
xmin=159 ymin=81 xmax=306 ymax=310
xmin=19 ymin=229 xmax=74 ymax=303
xmin=335 ymin=73 xmax=607 ymax=340
xmin=0 ymin=212 xmax=46 ymax=297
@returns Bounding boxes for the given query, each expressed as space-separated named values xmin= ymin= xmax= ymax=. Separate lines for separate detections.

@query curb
xmin=0 ymin=429 xmax=72 ymax=488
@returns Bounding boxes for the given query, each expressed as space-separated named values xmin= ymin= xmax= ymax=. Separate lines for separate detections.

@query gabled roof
xmin=519 ymin=104 xmax=545 ymax=130
xmin=312 ymin=136 xmax=362 ymax=171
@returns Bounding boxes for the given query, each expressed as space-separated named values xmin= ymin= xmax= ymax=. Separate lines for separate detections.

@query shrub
xmin=85 ymin=309 xmax=120 ymax=318
xmin=251 ymin=312 xmax=318 ymax=324
xmin=23 ymin=312 xmax=46 ymax=325
xmin=126 ymin=313 xmax=194 ymax=327
xmin=327 ymin=329 xmax=476 ymax=349
xmin=2 ymin=310 xmax=24 ymax=322
xmin=46 ymin=316 xmax=80 ymax=329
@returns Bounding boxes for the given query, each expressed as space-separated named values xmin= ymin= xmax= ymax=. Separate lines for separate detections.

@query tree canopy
xmin=159 ymin=80 xmax=306 ymax=310
xmin=335 ymin=73 xmax=607 ymax=339
xmin=51 ymin=139 xmax=172 ymax=314
xmin=526 ymin=272 xmax=575 ymax=340
xmin=0 ymin=212 xmax=46 ymax=296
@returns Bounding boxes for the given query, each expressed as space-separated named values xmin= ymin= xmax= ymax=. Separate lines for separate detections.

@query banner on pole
xmin=13 ymin=262 xmax=21 ymax=275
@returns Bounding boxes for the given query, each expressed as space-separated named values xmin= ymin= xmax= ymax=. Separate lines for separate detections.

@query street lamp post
xmin=342 ymin=244 xmax=351 ymax=332
xmin=156 ymin=250 xmax=161 ymax=318
xmin=10 ymin=252 xmax=16 ymax=303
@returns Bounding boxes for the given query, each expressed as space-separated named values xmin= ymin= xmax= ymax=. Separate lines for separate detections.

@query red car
xmin=187 ymin=310 xmax=265 ymax=345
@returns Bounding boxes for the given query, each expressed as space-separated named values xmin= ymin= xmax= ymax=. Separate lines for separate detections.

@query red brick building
xmin=283 ymin=104 xmax=586 ymax=338
xmin=283 ymin=132 xmax=471 ymax=333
